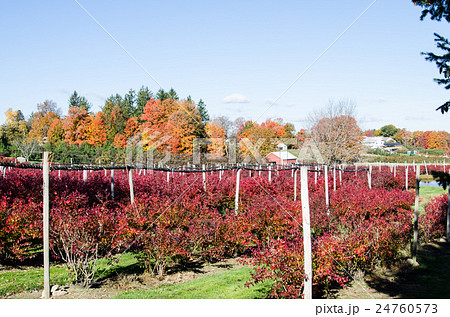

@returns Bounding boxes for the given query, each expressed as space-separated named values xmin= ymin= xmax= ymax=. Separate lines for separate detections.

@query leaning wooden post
xmin=42 ymin=152 xmax=50 ymax=299
xmin=301 ymin=166 xmax=312 ymax=299
xmin=294 ymin=168 xmax=298 ymax=201
xmin=412 ymin=166 xmax=420 ymax=265
xmin=324 ymin=165 xmax=329 ymax=215
xmin=367 ymin=166 xmax=372 ymax=190
xmin=110 ymin=162 xmax=115 ymax=200
xmin=234 ymin=169 xmax=241 ymax=215
xmin=128 ymin=168 xmax=134 ymax=205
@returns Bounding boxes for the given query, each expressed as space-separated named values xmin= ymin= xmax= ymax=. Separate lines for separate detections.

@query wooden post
xmin=128 ymin=169 xmax=135 ymax=205
xmin=412 ymin=166 xmax=420 ymax=265
xmin=339 ymin=165 xmax=342 ymax=184
xmin=234 ymin=169 xmax=241 ymax=215
xmin=294 ymin=169 xmax=298 ymax=201
xmin=447 ymin=186 xmax=450 ymax=242
xmin=333 ymin=165 xmax=336 ymax=191
xmin=268 ymin=166 xmax=272 ymax=183
xmin=301 ymin=166 xmax=312 ymax=299
xmin=167 ymin=171 xmax=170 ymax=183
xmin=314 ymin=166 xmax=317 ymax=185
xmin=324 ymin=165 xmax=329 ymax=214
xmin=202 ymin=164 xmax=206 ymax=191
xmin=405 ymin=165 xmax=409 ymax=190
xmin=394 ymin=164 xmax=396 ymax=178
xmin=367 ymin=166 xmax=372 ymax=190
xmin=110 ymin=163 xmax=115 ymax=200
xmin=83 ymin=169 xmax=87 ymax=182
xmin=42 ymin=152 xmax=50 ymax=299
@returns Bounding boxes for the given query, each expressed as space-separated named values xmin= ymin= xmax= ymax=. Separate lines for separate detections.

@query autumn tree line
xmin=0 ymin=87 xmax=302 ymax=164
xmin=1 ymin=90 xmax=449 ymax=165
xmin=365 ymin=124 xmax=450 ymax=151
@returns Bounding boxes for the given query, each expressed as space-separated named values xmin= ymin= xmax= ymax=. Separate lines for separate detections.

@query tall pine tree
xmin=196 ymin=99 xmax=209 ymax=123
xmin=69 ymin=91 xmax=91 ymax=111
xmin=413 ymin=0 xmax=450 ymax=112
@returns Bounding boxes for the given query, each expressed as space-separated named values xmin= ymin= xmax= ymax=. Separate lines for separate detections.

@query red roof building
xmin=265 ymin=151 xmax=297 ymax=165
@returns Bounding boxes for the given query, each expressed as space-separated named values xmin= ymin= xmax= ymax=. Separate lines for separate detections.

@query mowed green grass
xmin=0 ymin=253 xmax=139 ymax=297
xmin=116 ymin=266 xmax=271 ymax=299
xmin=418 ymin=185 xmax=446 ymax=214
xmin=0 ymin=265 xmax=71 ymax=297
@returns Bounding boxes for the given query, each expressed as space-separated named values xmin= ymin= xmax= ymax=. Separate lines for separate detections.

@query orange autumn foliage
xmin=140 ymin=98 xmax=204 ymax=154
xmin=206 ymin=120 xmax=227 ymax=157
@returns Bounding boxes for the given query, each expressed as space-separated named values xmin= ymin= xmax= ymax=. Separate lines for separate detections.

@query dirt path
xmin=336 ymin=240 xmax=450 ymax=299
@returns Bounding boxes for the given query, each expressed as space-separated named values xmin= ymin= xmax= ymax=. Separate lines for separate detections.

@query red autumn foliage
xmin=0 ymin=163 xmax=445 ymax=296
xmin=419 ymin=193 xmax=448 ymax=242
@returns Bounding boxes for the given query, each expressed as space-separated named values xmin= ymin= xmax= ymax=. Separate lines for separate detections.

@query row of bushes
xmin=0 ymin=165 xmax=447 ymax=296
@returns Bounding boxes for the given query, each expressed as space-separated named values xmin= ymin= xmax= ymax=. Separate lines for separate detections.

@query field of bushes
xmin=0 ymin=164 xmax=449 ymax=298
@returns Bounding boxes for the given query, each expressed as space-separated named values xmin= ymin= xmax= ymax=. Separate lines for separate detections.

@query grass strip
xmin=116 ymin=266 xmax=271 ymax=299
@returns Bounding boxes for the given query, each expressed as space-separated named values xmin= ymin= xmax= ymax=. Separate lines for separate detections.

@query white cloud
xmin=223 ymin=93 xmax=250 ymax=104
xmin=404 ymin=115 xmax=431 ymax=121
xmin=87 ymin=91 xmax=107 ymax=103
xmin=290 ymin=116 xmax=308 ymax=123
xmin=359 ymin=116 xmax=383 ymax=124
xmin=57 ymin=87 xmax=71 ymax=95
xmin=264 ymin=98 xmax=277 ymax=106
xmin=374 ymin=97 xmax=387 ymax=103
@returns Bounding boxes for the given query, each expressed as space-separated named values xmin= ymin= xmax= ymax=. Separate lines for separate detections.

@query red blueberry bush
xmin=419 ymin=193 xmax=448 ymax=243
xmin=0 ymin=164 xmax=442 ymax=296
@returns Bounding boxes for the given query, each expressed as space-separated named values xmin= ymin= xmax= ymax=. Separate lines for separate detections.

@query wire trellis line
xmin=0 ymin=161 xmax=371 ymax=173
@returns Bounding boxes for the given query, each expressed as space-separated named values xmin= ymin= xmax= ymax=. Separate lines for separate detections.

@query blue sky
xmin=0 ymin=0 xmax=449 ymax=132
